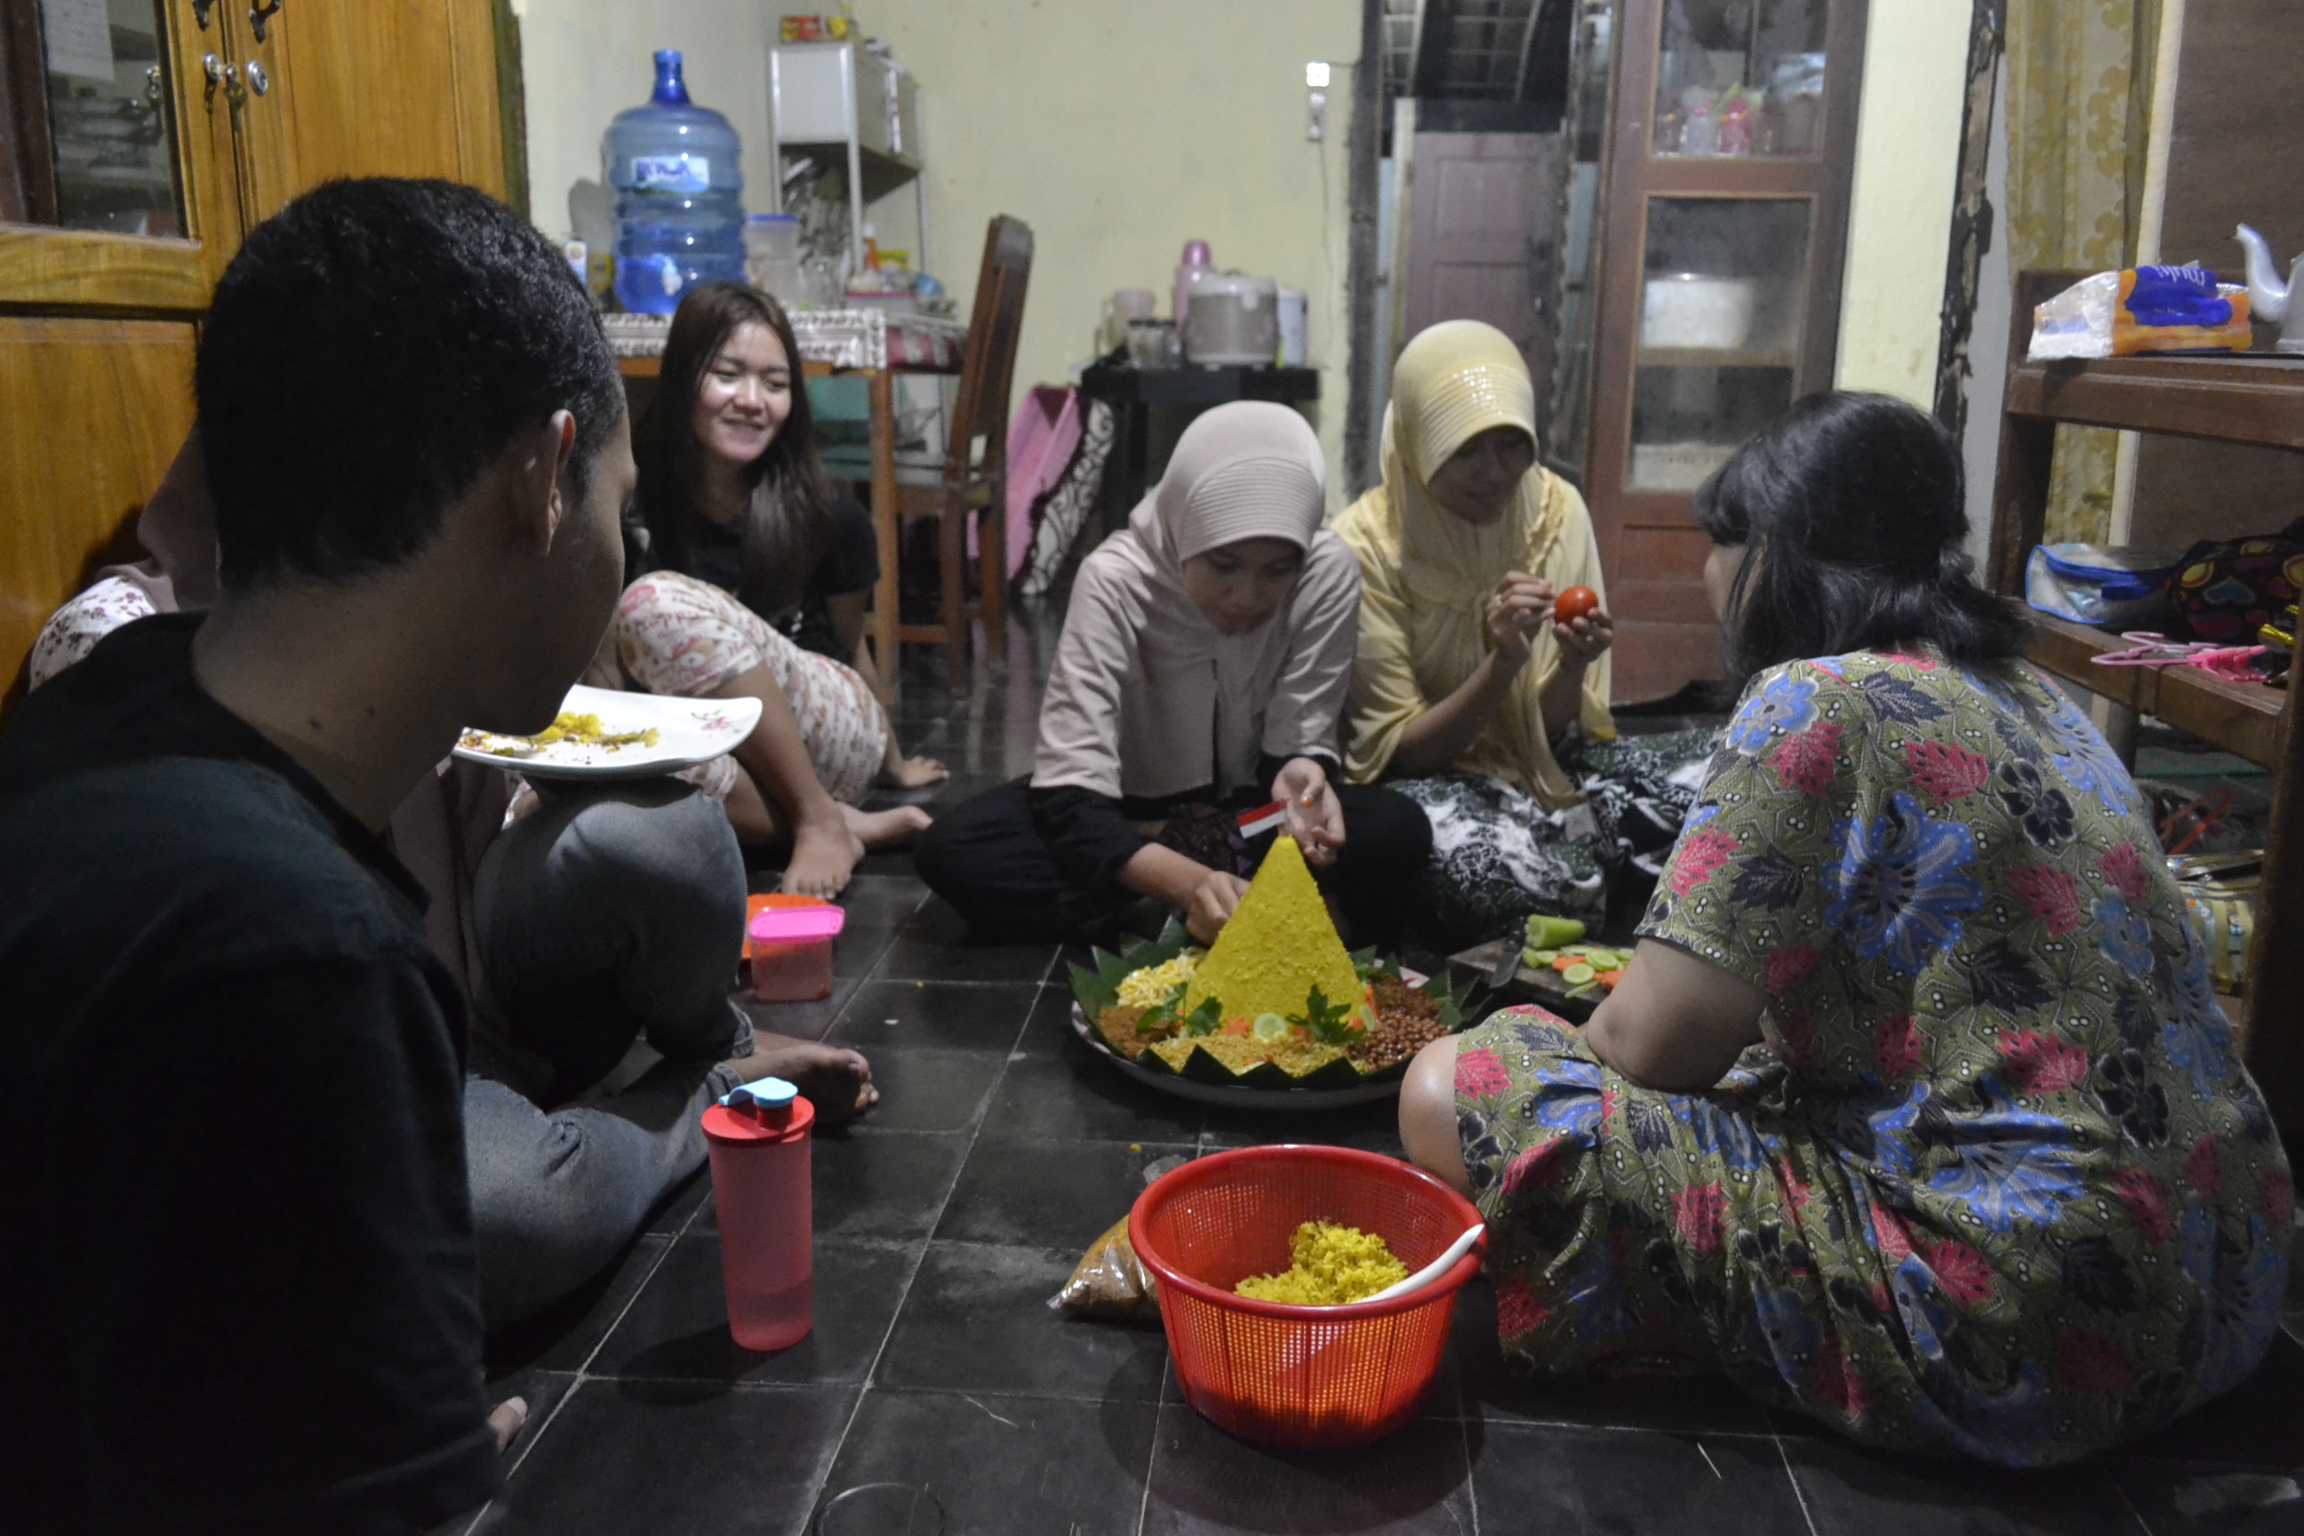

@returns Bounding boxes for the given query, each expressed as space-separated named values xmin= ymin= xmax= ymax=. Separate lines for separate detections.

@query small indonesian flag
xmin=1236 ymin=800 xmax=1288 ymax=837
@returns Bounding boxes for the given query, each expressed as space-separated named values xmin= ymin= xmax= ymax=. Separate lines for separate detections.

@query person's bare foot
xmin=842 ymin=802 xmax=933 ymax=850
xmin=876 ymin=754 xmax=949 ymax=789
xmin=782 ymin=811 xmax=865 ymax=899
xmin=489 ymin=1396 xmax=528 ymax=1453
xmin=725 ymin=1033 xmax=878 ymax=1123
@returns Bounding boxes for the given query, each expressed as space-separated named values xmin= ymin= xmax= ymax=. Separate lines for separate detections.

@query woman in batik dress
xmin=1399 ymin=393 xmax=2290 ymax=1466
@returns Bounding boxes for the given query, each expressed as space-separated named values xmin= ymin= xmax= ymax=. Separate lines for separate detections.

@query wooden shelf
xmin=776 ymin=141 xmax=920 ymax=203
xmin=1990 ymin=272 xmax=2304 ymax=1139
xmin=2026 ymin=613 xmax=2287 ymax=769
xmin=2004 ymin=353 xmax=2304 ymax=450
xmin=1635 ymin=347 xmax=1796 ymax=369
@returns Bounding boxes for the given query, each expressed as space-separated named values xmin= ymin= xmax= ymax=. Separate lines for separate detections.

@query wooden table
xmin=1986 ymin=271 xmax=2304 ymax=1136
xmin=613 ymin=309 xmax=970 ymax=703
xmin=1077 ymin=364 xmax=1320 ymax=532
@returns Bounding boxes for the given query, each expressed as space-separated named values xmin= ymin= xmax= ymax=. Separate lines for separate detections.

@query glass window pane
xmin=1653 ymin=0 xmax=1827 ymax=159
xmin=1627 ymin=196 xmax=1809 ymax=492
xmin=21 ymin=0 xmax=185 ymax=235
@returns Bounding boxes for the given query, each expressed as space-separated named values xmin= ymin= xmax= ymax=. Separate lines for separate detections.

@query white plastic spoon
xmin=1361 ymin=1223 xmax=1485 ymax=1305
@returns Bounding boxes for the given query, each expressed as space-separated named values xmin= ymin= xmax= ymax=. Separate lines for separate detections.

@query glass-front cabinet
xmin=0 ymin=0 xmax=513 ymax=694
xmin=1551 ymin=0 xmax=1865 ymax=702
xmin=20 ymin=0 xmax=184 ymax=234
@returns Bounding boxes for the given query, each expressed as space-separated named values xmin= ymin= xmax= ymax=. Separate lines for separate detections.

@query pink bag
xmin=980 ymin=385 xmax=1083 ymax=581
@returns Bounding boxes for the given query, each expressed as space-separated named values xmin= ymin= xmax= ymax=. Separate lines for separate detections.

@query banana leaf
xmin=1066 ymin=918 xmax=1196 ymax=1018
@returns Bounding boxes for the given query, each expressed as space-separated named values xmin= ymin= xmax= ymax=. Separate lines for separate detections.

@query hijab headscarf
xmin=1033 ymin=401 xmax=1359 ymax=800
xmin=1335 ymin=320 xmax=1613 ymax=806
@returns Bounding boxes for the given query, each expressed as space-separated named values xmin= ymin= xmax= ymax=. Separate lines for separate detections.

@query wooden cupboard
xmin=1549 ymin=0 xmax=1867 ymax=703
xmin=1 ymin=0 xmax=509 ymax=698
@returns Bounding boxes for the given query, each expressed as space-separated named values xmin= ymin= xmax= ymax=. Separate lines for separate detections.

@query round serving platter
xmin=1066 ymin=967 xmax=1434 ymax=1112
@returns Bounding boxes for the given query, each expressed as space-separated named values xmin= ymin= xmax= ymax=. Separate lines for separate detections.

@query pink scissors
xmin=2090 ymin=631 xmax=2267 ymax=680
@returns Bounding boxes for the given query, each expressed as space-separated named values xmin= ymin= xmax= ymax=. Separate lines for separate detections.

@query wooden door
xmin=0 ymin=317 xmax=196 ymax=695
xmin=231 ymin=0 xmax=506 ymax=220
xmin=1579 ymin=0 xmax=1866 ymax=703
xmin=1404 ymin=132 xmax=1563 ymax=403
xmin=2125 ymin=2 xmax=2304 ymax=561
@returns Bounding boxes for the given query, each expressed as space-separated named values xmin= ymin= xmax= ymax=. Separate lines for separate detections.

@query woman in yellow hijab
xmin=1337 ymin=321 xmax=1706 ymax=944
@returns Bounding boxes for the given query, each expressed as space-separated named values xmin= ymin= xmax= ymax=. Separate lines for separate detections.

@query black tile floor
xmin=459 ymin=599 xmax=2304 ymax=1536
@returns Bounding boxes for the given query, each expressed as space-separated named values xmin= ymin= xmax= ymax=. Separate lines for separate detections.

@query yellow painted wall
xmin=517 ymin=0 xmax=1363 ymax=504
xmin=1833 ymin=0 xmax=1972 ymax=404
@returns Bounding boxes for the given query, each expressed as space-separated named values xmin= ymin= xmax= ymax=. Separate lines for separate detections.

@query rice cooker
xmin=1186 ymin=273 xmax=1280 ymax=366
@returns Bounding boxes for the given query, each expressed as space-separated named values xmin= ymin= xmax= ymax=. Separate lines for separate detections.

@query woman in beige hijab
xmin=917 ymin=402 xmax=1430 ymax=944
xmin=1337 ymin=322 xmax=1708 ymax=945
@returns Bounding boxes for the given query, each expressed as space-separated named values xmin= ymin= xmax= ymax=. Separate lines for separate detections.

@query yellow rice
xmin=1235 ymin=1220 xmax=1408 ymax=1306
xmin=1116 ymin=950 xmax=1203 ymax=1009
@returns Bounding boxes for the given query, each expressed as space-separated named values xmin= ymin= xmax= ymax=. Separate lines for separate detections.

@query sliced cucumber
xmin=1251 ymin=1013 xmax=1293 ymax=1043
xmin=1561 ymin=962 xmax=1597 ymax=986
xmin=1523 ymin=947 xmax=1559 ymax=968
xmin=1524 ymin=914 xmax=1588 ymax=949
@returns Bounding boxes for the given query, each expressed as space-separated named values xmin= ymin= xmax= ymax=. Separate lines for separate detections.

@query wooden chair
xmin=897 ymin=215 xmax=1033 ymax=694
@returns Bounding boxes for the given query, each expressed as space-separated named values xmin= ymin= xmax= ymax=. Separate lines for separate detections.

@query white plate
xmin=1068 ymin=1000 xmax=1410 ymax=1112
xmin=452 ymin=685 xmax=763 ymax=781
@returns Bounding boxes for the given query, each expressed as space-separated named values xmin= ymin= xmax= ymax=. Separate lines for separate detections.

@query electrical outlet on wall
xmin=1306 ymin=61 xmax=1330 ymax=142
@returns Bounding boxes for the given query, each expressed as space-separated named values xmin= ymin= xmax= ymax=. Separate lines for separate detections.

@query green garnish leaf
xmin=1177 ymin=995 xmax=1224 ymax=1038
xmin=1292 ymin=983 xmax=1360 ymax=1044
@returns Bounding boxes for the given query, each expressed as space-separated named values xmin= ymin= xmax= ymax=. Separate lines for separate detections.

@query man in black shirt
xmin=0 ymin=179 xmax=632 ymax=1534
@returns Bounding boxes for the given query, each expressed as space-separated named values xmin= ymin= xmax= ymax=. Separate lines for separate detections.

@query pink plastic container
xmin=747 ymin=901 xmax=845 ymax=1002
xmin=703 ymin=1077 xmax=816 ymax=1351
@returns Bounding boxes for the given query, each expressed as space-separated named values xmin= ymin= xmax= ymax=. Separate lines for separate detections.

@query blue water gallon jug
xmin=605 ymin=50 xmax=745 ymax=314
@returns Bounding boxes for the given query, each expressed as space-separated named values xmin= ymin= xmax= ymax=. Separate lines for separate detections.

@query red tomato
xmin=1555 ymin=586 xmax=1600 ymax=623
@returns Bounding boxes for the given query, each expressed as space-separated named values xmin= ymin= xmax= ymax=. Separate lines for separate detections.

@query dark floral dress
xmin=1392 ymin=727 xmax=1716 ymax=948
xmin=1452 ymin=648 xmax=2291 ymax=1466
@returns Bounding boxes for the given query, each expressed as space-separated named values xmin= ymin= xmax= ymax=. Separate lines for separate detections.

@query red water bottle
xmin=703 ymin=1076 xmax=816 ymax=1351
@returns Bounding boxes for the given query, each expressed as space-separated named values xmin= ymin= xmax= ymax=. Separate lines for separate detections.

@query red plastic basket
xmin=1128 ymin=1144 xmax=1484 ymax=1449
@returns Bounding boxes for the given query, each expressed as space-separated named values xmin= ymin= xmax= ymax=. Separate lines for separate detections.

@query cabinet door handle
xmin=245 ymin=60 xmax=268 ymax=95
xmin=249 ymin=0 xmax=282 ymax=43
xmin=204 ymin=53 xmax=246 ymax=107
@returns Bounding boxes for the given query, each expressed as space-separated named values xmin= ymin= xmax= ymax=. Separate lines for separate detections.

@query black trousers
xmin=915 ymin=776 xmax=1432 ymax=948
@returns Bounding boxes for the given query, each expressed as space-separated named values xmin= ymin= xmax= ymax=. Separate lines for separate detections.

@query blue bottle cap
xmin=651 ymin=50 xmax=691 ymax=106
xmin=723 ymin=1076 xmax=798 ymax=1112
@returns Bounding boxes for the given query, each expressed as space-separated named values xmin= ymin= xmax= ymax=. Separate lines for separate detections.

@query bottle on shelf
xmin=604 ymin=50 xmax=746 ymax=315
xmin=1681 ymin=96 xmax=1718 ymax=157
xmin=1716 ymin=87 xmax=1752 ymax=156
xmin=1174 ymin=239 xmax=1213 ymax=345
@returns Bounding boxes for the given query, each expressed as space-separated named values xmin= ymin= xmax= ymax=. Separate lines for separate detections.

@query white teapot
xmin=2233 ymin=224 xmax=2304 ymax=352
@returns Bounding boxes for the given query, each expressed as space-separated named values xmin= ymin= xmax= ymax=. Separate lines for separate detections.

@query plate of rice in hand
xmin=1066 ymin=837 xmax=1483 ymax=1109
xmin=452 ymin=684 xmax=761 ymax=781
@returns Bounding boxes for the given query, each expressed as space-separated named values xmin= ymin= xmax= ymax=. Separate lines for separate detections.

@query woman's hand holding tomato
xmin=1551 ymin=585 xmax=1613 ymax=665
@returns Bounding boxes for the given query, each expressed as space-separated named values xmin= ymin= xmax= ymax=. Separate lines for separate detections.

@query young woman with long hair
xmin=611 ymin=282 xmax=942 ymax=897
